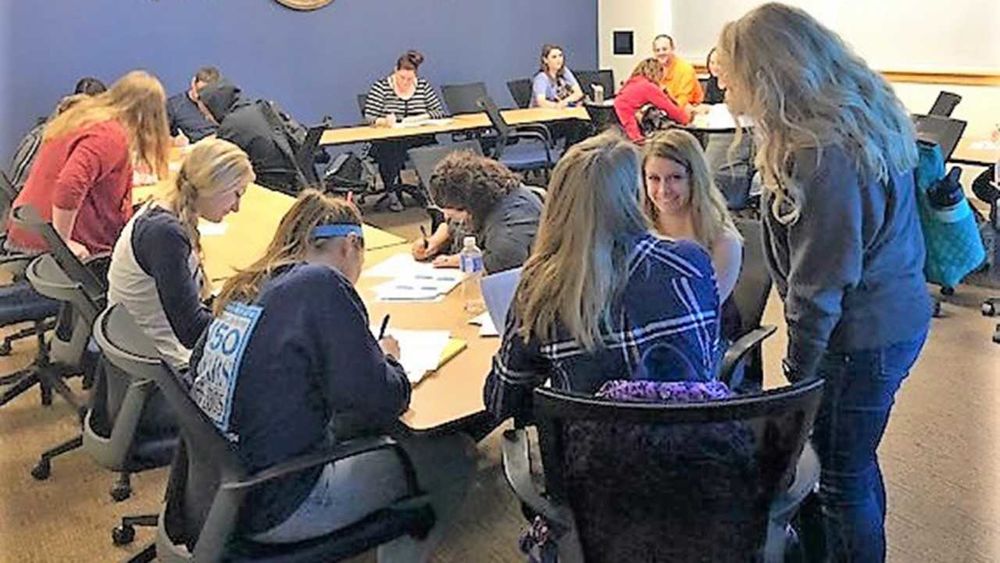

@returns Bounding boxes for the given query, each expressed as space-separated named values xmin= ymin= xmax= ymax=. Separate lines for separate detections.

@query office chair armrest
xmin=500 ymin=428 xmax=569 ymax=529
xmin=719 ymin=325 xmax=778 ymax=387
xmin=222 ymin=436 xmax=420 ymax=495
xmin=513 ymin=124 xmax=553 ymax=146
xmin=508 ymin=131 xmax=554 ymax=166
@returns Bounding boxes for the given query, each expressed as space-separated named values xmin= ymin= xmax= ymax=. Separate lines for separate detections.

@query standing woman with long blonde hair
xmin=7 ymin=70 xmax=171 ymax=258
xmin=107 ymin=138 xmax=252 ymax=370
xmin=717 ymin=4 xmax=930 ymax=560
xmin=485 ymin=131 xmax=721 ymax=422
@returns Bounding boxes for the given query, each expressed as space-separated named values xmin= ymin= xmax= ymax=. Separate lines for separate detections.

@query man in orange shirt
xmin=653 ymin=34 xmax=703 ymax=109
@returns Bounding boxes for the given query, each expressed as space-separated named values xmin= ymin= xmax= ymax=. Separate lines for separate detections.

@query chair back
xmin=928 ymin=91 xmax=962 ymax=117
xmin=583 ymin=102 xmax=621 ymax=135
xmin=531 ymin=377 xmax=824 ymax=562
xmin=441 ymin=82 xmax=489 ymax=116
xmin=476 ymin=95 xmax=512 ymax=139
xmin=294 ymin=125 xmax=326 ymax=187
xmin=912 ymin=114 xmax=967 ymax=161
xmin=357 ymin=93 xmax=369 ymax=120
xmin=574 ymin=69 xmax=616 ymax=99
xmin=406 ymin=141 xmax=484 ymax=193
xmin=506 ymin=78 xmax=533 ymax=109
xmin=0 ymin=171 xmax=17 ymax=222
xmin=12 ymin=204 xmax=106 ymax=304
xmin=95 ymin=304 xmax=246 ymax=559
xmin=731 ymin=218 xmax=772 ymax=337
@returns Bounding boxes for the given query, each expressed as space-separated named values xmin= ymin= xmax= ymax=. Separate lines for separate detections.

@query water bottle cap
xmin=463 ymin=236 xmax=477 ymax=248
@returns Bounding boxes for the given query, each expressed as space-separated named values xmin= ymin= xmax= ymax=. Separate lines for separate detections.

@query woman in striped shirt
xmin=363 ymin=50 xmax=445 ymax=211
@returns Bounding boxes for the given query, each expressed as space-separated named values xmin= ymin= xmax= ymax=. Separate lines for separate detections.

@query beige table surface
xmin=320 ymin=106 xmax=588 ymax=146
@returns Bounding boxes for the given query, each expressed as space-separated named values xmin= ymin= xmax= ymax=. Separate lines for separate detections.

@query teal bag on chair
xmin=914 ymin=142 xmax=986 ymax=290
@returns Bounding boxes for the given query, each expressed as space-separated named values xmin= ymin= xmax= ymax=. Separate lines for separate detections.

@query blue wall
xmin=1 ymin=0 xmax=597 ymax=161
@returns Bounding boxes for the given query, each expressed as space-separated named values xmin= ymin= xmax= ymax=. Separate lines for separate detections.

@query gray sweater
xmin=762 ymin=145 xmax=931 ymax=379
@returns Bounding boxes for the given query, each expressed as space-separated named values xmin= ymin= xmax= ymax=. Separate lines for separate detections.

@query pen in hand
xmin=377 ymin=314 xmax=391 ymax=340
xmin=419 ymin=225 xmax=429 ymax=251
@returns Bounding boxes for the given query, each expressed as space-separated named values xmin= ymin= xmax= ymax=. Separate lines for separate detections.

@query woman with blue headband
xmin=186 ymin=189 xmax=474 ymax=560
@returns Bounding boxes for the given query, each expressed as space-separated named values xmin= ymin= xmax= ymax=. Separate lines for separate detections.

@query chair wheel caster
xmin=31 ymin=459 xmax=51 ymax=480
xmin=112 ymin=524 xmax=135 ymax=546
xmin=983 ymin=302 xmax=997 ymax=317
xmin=110 ymin=483 xmax=132 ymax=502
xmin=932 ymin=300 xmax=942 ymax=318
xmin=940 ymin=286 xmax=954 ymax=296
xmin=0 ymin=341 xmax=11 ymax=356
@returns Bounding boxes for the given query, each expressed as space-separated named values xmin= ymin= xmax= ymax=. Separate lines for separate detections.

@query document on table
xmin=198 ymin=220 xmax=229 ymax=237
xmin=373 ymin=328 xmax=455 ymax=383
xmin=365 ymin=254 xmax=464 ymax=301
xmin=692 ymin=104 xmax=753 ymax=130
xmin=481 ymin=268 xmax=522 ymax=338
xmin=970 ymin=140 xmax=1000 ymax=151
xmin=469 ymin=311 xmax=499 ymax=337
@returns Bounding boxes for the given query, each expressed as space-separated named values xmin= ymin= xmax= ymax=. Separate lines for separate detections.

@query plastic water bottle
xmin=459 ymin=236 xmax=485 ymax=314
xmin=592 ymin=83 xmax=605 ymax=104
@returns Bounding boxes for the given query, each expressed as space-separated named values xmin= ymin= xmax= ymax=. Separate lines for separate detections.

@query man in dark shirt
xmin=199 ymin=80 xmax=301 ymax=194
xmin=167 ymin=66 xmax=221 ymax=143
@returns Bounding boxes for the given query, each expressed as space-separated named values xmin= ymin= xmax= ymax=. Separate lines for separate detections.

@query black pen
xmin=419 ymin=225 xmax=429 ymax=250
xmin=377 ymin=314 xmax=391 ymax=340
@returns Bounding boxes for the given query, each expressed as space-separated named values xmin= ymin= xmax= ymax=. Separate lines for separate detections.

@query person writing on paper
xmin=166 ymin=66 xmax=221 ymax=145
xmin=718 ymin=5 xmax=930 ymax=560
xmin=364 ymin=50 xmax=446 ymax=211
xmin=613 ymin=58 xmax=691 ymax=142
xmin=411 ymin=151 xmax=542 ymax=273
xmin=107 ymin=138 xmax=252 ymax=370
xmin=652 ymin=34 xmax=703 ymax=110
xmin=7 ymin=70 xmax=171 ymax=258
xmin=531 ymin=44 xmax=584 ymax=108
xmin=187 ymin=190 xmax=473 ymax=560
xmin=484 ymin=131 xmax=721 ymax=422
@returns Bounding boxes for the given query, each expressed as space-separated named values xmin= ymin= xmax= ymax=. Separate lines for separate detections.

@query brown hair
xmin=194 ymin=66 xmax=221 ymax=85
xmin=652 ymin=34 xmax=675 ymax=49
xmin=428 ymin=151 xmax=520 ymax=232
xmin=214 ymin=190 xmax=362 ymax=313
xmin=630 ymin=58 xmax=664 ymax=83
xmin=73 ymin=77 xmax=107 ymax=96
xmin=538 ymin=44 xmax=566 ymax=75
xmin=44 ymin=70 xmax=170 ymax=178
xmin=396 ymin=50 xmax=425 ymax=71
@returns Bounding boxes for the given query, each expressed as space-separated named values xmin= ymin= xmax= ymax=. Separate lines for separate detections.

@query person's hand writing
xmin=412 ymin=238 xmax=434 ymax=261
xmin=379 ymin=335 xmax=401 ymax=360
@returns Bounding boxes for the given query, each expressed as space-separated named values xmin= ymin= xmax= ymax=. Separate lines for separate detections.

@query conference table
xmin=319 ymin=106 xmax=589 ymax=146
xmin=951 ymin=137 xmax=999 ymax=167
xmin=133 ymin=179 xmax=494 ymax=432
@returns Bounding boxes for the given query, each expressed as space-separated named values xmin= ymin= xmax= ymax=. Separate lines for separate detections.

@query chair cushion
xmin=596 ymin=379 xmax=732 ymax=403
xmin=0 ymin=281 xmax=60 ymax=325
xmin=231 ymin=505 xmax=434 ymax=562
xmin=500 ymin=144 xmax=560 ymax=170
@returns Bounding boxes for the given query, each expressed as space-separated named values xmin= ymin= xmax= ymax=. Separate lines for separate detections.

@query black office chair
xmin=93 ymin=304 xmax=437 ymax=562
xmin=357 ymin=93 xmax=369 ymax=121
xmin=502 ymin=378 xmax=824 ymax=562
xmin=0 ymin=171 xmax=58 ymax=359
xmin=912 ymin=114 xmax=967 ymax=161
xmin=582 ymin=102 xmax=621 ymax=136
xmin=574 ymin=69 xmax=616 ymax=99
xmin=507 ymin=78 xmax=533 ymax=109
xmin=0 ymin=205 xmax=92 ymax=412
xmin=718 ymin=217 xmax=776 ymax=392
xmin=476 ymin=95 xmax=559 ymax=179
xmin=928 ymin=91 xmax=962 ymax=117
xmin=441 ymin=82 xmax=490 ymax=116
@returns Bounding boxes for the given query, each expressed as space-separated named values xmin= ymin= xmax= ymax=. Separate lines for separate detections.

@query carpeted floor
xmin=1 ymin=204 xmax=998 ymax=562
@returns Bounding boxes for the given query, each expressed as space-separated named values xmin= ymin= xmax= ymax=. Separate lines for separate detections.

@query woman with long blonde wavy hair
xmin=717 ymin=4 xmax=930 ymax=560
xmin=107 ymin=138 xmax=252 ymax=370
xmin=190 ymin=190 xmax=473 ymax=559
xmin=485 ymin=131 xmax=721 ymax=422
xmin=7 ymin=70 xmax=171 ymax=257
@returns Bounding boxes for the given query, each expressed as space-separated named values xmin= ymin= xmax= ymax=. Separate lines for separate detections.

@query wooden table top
xmin=952 ymin=137 xmax=999 ymax=167
xmin=320 ymin=106 xmax=589 ymax=146
xmin=358 ymin=247 xmax=498 ymax=432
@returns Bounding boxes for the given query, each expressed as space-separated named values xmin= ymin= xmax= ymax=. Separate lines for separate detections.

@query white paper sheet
xmin=469 ymin=311 xmax=499 ymax=337
xmin=366 ymin=255 xmax=464 ymax=301
xmin=198 ymin=220 xmax=229 ymax=237
xmin=373 ymin=328 xmax=451 ymax=383
xmin=692 ymin=105 xmax=753 ymax=130
xmin=481 ymin=268 xmax=522 ymax=338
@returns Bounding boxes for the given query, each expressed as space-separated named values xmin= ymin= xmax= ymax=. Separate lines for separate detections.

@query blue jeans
xmin=807 ymin=331 xmax=927 ymax=562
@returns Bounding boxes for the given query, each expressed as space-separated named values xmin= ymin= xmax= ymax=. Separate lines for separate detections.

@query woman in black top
xmin=363 ymin=50 xmax=445 ymax=212
xmin=702 ymin=48 xmax=726 ymax=105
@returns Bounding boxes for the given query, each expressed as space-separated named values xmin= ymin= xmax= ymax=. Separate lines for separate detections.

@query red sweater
xmin=8 ymin=120 xmax=133 ymax=254
xmin=613 ymin=76 xmax=690 ymax=142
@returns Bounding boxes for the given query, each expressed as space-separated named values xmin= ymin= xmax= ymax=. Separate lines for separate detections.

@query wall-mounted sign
xmin=276 ymin=0 xmax=334 ymax=10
